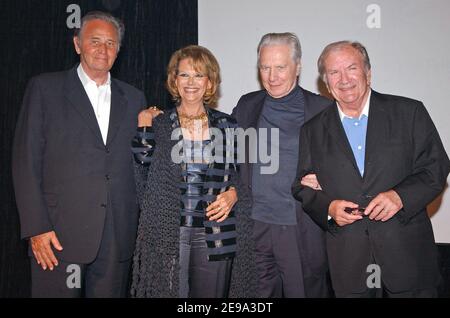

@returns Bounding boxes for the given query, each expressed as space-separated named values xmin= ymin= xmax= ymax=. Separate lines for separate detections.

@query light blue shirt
xmin=337 ymin=91 xmax=371 ymax=176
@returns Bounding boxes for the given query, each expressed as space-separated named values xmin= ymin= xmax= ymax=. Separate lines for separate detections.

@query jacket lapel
xmin=324 ymin=104 xmax=360 ymax=174
xmin=64 ymin=67 xmax=104 ymax=146
xmin=363 ymin=90 xmax=388 ymax=180
xmin=245 ymin=92 xmax=266 ymax=187
xmin=106 ymin=80 xmax=127 ymax=145
xmin=247 ymin=92 xmax=266 ymax=129
xmin=303 ymin=87 xmax=321 ymax=123
xmin=303 ymin=88 xmax=314 ymax=122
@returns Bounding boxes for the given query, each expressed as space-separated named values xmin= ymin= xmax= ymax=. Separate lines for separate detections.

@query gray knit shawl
xmin=130 ymin=109 xmax=258 ymax=298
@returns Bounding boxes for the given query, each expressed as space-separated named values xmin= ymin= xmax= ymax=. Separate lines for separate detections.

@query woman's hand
xmin=301 ymin=173 xmax=322 ymax=191
xmin=206 ymin=187 xmax=238 ymax=222
xmin=138 ymin=106 xmax=163 ymax=127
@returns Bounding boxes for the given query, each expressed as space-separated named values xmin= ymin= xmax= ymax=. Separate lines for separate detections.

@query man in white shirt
xmin=76 ymin=65 xmax=111 ymax=144
xmin=12 ymin=11 xmax=147 ymax=297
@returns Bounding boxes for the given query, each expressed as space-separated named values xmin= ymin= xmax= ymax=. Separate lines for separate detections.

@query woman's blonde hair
xmin=166 ymin=45 xmax=221 ymax=106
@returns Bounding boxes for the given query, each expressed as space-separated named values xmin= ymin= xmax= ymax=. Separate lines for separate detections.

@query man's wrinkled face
xmin=259 ymin=45 xmax=300 ymax=98
xmin=323 ymin=46 xmax=371 ymax=111
xmin=73 ymin=19 xmax=119 ymax=77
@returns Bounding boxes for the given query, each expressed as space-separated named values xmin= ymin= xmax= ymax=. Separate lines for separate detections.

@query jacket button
xmin=105 ymin=174 xmax=110 ymax=180
xmin=100 ymin=203 xmax=106 ymax=208
xmin=105 ymin=147 xmax=110 ymax=153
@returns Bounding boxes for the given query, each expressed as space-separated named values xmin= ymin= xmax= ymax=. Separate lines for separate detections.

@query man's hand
xmin=301 ymin=173 xmax=322 ymax=190
xmin=206 ymin=187 xmax=238 ymax=222
xmin=364 ymin=190 xmax=403 ymax=221
xmin=328 ymin=200 xmax=363 ymax=226
xmin=30 ymin=231 xmax=63 ymax=271
xmin=138 ymin=106 xmax=163 ymax=127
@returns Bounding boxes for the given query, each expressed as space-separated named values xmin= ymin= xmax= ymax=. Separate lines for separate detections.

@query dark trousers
xmin=253 ymin=220 xmax=306 ymax=298
xmin=327 ymin=216 xmax=439 ymax=298
xmin=179 ymin=226 xmax=232 ymax=298
xmin=31 ymin=209 xmax=131 ymax=298
xmin=333 ymin=251 xmax=438 ymax=298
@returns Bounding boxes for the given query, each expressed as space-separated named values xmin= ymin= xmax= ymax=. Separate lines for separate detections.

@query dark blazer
xmin=231 ymin=87 xmax=332 ymax=288
xmin=12 ymin=67 xmax=146 ymax=263
xmin=293 ymin=90 xmax=450 ymax=294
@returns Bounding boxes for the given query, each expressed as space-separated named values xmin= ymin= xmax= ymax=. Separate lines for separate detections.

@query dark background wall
xmin=0 ymin=0 xmax=197 ymax=297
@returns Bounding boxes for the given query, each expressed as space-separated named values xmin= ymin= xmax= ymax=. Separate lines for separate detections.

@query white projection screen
xmin=198 ymin=0 xmax=450 ymax=243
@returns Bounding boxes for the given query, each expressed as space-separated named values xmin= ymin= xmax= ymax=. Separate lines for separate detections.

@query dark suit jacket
xmin=12 ymin=67 xmax=146 ymax=263
xmin=231 ymin=87 xmax=332 ymax=286
xmin=293 ymin=90 xmax=450 ymax=294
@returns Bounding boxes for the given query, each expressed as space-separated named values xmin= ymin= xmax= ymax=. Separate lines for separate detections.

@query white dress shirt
xmin=336 ymin=90 xmax=371 ymax=122
xmin=77 ymin=64 xmax=111 ymax=145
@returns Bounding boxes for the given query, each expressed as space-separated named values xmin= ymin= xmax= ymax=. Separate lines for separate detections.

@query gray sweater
xmin=252 ymin=86 xmax=306 ymax=225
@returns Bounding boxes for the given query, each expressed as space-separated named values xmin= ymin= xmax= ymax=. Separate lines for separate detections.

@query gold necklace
xmin=178 ymin=111 xmax=208 ymax=127
xmin=178 ymin=110 xmax=208 ymax=138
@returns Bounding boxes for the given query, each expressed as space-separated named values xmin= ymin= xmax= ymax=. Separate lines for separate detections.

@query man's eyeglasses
xmin=344 ymin=207 xmax=366 ymax=216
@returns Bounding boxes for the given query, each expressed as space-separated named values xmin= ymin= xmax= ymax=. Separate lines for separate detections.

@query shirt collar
xmin=77 ymin=64 xmax=111 ymax=88
xmin=337 ymin=89 xmax=371 ymax=121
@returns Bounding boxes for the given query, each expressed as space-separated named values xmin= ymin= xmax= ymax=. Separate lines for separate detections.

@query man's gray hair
xmin=318 ymin=41 xmax=371 ymax=84
xmin=74 ymin=11 xmax=125 ymax=50
xmin=257 ymin=32 xmax=302 ymax=66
